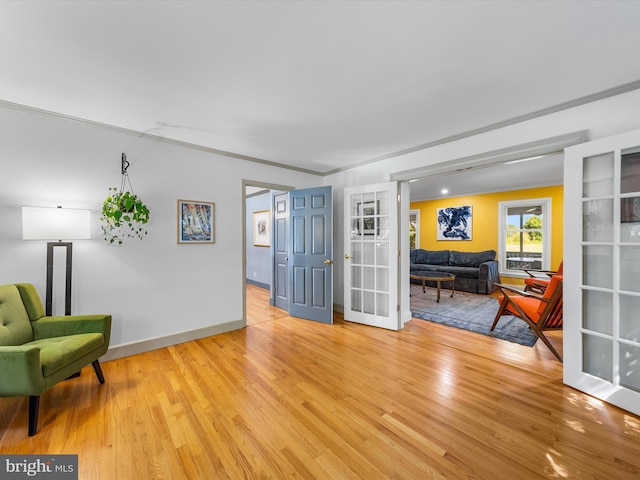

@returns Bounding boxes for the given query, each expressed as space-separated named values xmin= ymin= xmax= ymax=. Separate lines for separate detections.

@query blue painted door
xmin=288 ymin=186 xmax=333 ymax=324
xmin=272 ymin=192 xmax=289 ymax=310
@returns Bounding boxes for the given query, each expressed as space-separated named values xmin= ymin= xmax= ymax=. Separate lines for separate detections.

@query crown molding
xmin=0 ymin=99 xmax=324 ymax=176
xmin=324 ymin=79 xmax=640 ymax=177
xmin=3 ymin=76 xmax=640 ymax=178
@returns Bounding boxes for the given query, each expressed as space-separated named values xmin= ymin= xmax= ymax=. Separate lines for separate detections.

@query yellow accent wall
xmin=410 ymin=185 xmax=563 ymax=286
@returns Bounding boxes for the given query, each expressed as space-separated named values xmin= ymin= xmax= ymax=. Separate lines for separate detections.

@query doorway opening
xmin=392 ymin=134 xmax=584 ymax=363
xmin=243 ymin=181 xmax=335 ymax=326
xmin=243 ymin=180 xmax=292 ymax=327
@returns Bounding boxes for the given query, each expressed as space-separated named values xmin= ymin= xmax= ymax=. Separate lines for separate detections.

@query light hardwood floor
xmin=1 ymin=284 xmax=639 ymax=479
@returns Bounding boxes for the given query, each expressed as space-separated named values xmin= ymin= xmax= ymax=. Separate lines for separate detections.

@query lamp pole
xmin=45 ymin=241 xmax=73 ymax=316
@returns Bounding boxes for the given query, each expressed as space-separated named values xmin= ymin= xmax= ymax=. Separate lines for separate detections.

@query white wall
xmin=0 ymin=106 xmax=321 ymax=356
xmin=325 ymin=88 xmax=640 ymax=307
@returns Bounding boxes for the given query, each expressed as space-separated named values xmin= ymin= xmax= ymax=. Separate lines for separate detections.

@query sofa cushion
xmin=410 ymin=264 xmax=479 ymax=278
xmin=15 ymin=283 xmax=46 ymax=321
xmin=0 ymin=285 xmax=34 ymax=346
xmin=449 ymin=250 xmax=496 ymax=267
xmin=415 ymin=249 xmax=450 ymax=266
xmin=441 ymin=265 xmax=480 ymax=279
xmin=29 ymin=333 xmax=105 ymax=377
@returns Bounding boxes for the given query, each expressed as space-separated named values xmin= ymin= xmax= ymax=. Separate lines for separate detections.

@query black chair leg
xmin=28 ymin=396 xmax=40 ymax=436
xmin=92 ymin=360 xmax=105 ymax=384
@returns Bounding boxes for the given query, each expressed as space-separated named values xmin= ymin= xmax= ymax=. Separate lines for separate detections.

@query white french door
xmin=564 ymin=129 xmax=640 ymax=416
xmin=343 ymin=182 xmax=400 ymax=330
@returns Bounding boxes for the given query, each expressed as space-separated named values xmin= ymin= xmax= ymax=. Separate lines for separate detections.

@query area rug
xmin=410 ymin=285 xmax=538 ymax=347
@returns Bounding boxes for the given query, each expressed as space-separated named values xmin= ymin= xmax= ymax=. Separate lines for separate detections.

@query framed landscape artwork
xmin=177 ymin=199 xmax=215 ymax=244
xmin=253 ymin=210 xmax=270 ymax=247
xmin=437 ymin=206 xmax=472 ymax=240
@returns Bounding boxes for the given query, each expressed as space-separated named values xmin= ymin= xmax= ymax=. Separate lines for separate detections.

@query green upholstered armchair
xmin=0 ymin=283 xmax=111 ymax=436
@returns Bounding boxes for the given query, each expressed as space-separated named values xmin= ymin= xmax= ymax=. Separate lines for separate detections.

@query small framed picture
xmin=177 ymin=199 xmax=215 ymax=244
xmin=253 ymin=210 xmax=270 ymax=247
xmin=357 ymin=200 xmax=379 ymax=235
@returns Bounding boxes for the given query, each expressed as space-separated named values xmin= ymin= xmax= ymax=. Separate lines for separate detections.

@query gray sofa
xmin=410 ymin=249 xmax=500 ymax=294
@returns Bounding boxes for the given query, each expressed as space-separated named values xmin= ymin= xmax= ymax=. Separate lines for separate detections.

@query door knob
xmin=324 ymin=259 xmax=332 ymax=265
xmin=344 ymin=255 xmax=351 ymax=259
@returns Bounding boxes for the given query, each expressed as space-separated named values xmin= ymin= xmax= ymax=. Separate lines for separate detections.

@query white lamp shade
xmin=22 ymin=207 xmax=91 ymax=240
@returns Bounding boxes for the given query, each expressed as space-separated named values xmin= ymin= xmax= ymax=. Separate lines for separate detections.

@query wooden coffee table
xmin=410 ymin=272 xmax=456 ymax=302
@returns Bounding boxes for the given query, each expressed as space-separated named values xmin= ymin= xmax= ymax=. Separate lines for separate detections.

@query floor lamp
xmin=22 ymin=206 xmax=91 ymax=316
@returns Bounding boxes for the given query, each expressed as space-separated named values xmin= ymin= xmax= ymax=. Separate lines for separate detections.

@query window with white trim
xmin=498 ymin=198 xmax=551 ymax=275
xmin=409 ymin=209 xmax=420 ymax=249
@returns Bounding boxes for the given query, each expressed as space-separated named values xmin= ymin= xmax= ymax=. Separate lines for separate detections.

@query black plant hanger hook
xmin=120 ymin=153 xmax=135 ymax=193
xmin=121 ymin=153 xmax=130 ymax=175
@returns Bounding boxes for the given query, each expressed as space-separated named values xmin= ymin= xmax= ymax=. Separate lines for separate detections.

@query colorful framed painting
xmin=177 ymin=199 xmax=215 ymax=244
xmin=253 ymin=210 xmax=270 ymax=247
xmin=437 ymin=205 xmax=472 ymax=240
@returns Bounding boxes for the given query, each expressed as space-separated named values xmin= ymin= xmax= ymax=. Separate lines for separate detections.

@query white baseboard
xmin=101 ymin=319 xmax=245 ymax=362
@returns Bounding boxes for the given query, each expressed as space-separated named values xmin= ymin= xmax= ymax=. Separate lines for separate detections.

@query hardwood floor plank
xmin=0 ymin=283 xmax=639 ymax=479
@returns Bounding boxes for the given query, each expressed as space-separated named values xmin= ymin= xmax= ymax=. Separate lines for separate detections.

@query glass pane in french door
xmin=581 ymin=153 xmax=615 ymax=381
xmin=621 ymin=147 xmax=640 ymax=242
xmin=583 ymin=152 xmax=613 ymax=197
xmin=621 ymin=147 xmax=640 ymax=193
xmin=349 ymin=189 xmax=390 ymax=318
xmin=619 ymin=148 xmax=640 ymax=394
xmin=580 ymin=146 xmax=640 ymax=389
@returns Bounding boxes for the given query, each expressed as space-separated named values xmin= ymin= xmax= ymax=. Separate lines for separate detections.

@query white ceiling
xmin=409 ymin=152 xmax=564 ymax=201
xmin=2 ymin=1 xmax=640 ymax=198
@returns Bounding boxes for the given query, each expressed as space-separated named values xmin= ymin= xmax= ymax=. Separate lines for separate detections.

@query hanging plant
xmin=100 ymin=154 xmax=151 ymax=245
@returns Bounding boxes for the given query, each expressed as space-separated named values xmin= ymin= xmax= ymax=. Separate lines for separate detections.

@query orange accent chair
xmin=523 ymin=261 xmax=563 ymax=294
xmin=492 ymin=275 xmax=563 ymax=361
